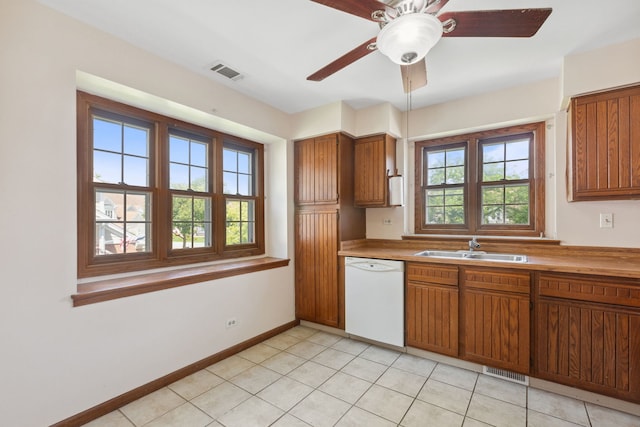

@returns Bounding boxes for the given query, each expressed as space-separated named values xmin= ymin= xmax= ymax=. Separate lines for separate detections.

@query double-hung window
xmin=415 ymin=122 xmax=545 ymax=236
xmin=77 ymin=92 xmax=264 ymax=277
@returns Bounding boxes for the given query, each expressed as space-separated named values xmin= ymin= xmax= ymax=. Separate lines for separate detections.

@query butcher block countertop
xmin=339 ymin=238 xmax=640 ymax=280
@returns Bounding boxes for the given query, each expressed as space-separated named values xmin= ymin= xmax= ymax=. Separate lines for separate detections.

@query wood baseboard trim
xmin=51 ymin=319 xmax=299 ymax=427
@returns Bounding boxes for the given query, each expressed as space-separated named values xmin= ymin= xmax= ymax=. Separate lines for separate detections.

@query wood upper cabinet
xmin=536 ymin=273 xmax=640 ymax=402
xmin=461 ymin=268 xmax=531 ymax=374
xmin=569 ymin=83 xmax=640 ymax=201
xmin=406 ymin=263 xmax=459 ymax=356
xmin=354 ymin=134 xmax=397 ymax=207
xmin=295 ymin=134 xmax=339 ymax=205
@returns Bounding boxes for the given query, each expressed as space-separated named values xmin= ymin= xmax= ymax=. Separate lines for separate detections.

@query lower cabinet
xmin=535 ymin=273 xmax=640 ymax=402
xmin=406 ymin=263 xmax=459 ymax=356
xmin=461 ymin=268 xmax=532 ymax=374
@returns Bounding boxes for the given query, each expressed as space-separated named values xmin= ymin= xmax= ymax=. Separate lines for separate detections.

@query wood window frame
xmin=414 ymin=121 xmax=545 ymax=237
xmin=77 ymin=91 xmax=265 ymax=278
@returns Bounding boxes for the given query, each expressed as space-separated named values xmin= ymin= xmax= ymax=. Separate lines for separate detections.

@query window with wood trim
xmin=77 ymin=91 xmax=265 ymax=277
xmin=415 ymin=122 xmax=545 ymax=236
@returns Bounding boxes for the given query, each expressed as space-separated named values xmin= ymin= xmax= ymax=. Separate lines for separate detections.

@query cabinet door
xmin=354 ymin=134 xmax=396 ymax=207
xmin=294 ymin=210 xmax=339 ymax=327
xmin=294 ymin=211 xmax=316 ymax=320
xmin=294 ymin=138 xmax=316 ymax=206
xmin=463 ymin=289 xmax=530 ymax=374
xmin=570 ymin=84 xmax=640 ymax=200
xmin=313 ymin=135 xmax=339 ymax=204
xmin=536 ymin=299 xmax=640 ymax=402
xmin=314 ymin=210 xmax=339 ymax=326
xmin=406 ymin=281 xmax=458 ymax=356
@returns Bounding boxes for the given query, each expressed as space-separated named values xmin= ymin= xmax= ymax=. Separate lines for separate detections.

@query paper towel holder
xmin=388 ymin=169 xmax=404 ymax=207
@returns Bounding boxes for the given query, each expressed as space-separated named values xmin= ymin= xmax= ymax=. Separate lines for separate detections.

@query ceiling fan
xmin=307 ymin=0 xmax=552 ymax=93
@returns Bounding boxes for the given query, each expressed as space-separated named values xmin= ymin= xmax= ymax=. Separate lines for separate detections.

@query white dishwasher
xmin=345 ymin=257 xmax=405 ymax=347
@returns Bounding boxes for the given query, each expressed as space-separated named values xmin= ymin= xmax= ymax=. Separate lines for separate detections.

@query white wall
xmin=0 ymin=2 xmax=294 ymax=425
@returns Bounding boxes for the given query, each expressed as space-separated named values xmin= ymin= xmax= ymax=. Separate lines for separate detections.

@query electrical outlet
xmin=225 ymin=318 xmax=238 ymax=328
xmin=383 ymin=218 xmax=392 ymax=225
xmin=599 ymin=213 xmax=613 ymax=228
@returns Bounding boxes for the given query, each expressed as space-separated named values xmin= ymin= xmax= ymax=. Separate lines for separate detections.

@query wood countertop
xmin=338 ymin=239 xmax=640 ymax=280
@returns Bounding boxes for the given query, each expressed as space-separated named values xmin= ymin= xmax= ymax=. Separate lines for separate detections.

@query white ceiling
xmin=40 ymin=0 xmax=640 ymax=114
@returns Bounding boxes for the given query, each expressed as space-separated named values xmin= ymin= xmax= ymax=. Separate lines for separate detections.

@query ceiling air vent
xmin=210 ymin=62 xmax=243 ymax=81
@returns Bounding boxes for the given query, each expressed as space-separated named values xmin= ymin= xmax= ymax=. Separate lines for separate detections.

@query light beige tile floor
xmin=83 ymin=326 xmax=640 ymax=427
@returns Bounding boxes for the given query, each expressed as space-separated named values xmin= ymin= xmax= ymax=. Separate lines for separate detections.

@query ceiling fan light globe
xmin=377 ymin=13 xmax=443 ymax=65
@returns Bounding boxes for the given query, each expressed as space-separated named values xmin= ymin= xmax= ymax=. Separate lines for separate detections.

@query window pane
xmin=238 ymin=152 xmax=251 ymax=174
xmin=483 ymin=143 xmax=504 ymax=162
xmin=93 ymin=118 xmax=121 ymax=152
xmin=93 ymin=150 xmax=121 ymax=184
xmin=483 ymin=162 xmax=504 ymax=182
xmin=446 ymin=149 xmax=465 ymax=166
xmin=190 ymin=166 xmax=207 ymax=192
xmin=223 ymin=149 xmax=237 ymax=171
xmin=169 ymin=133 xmax=209 ymax=192
xmin=226 ymin=199 xmax=255 ymax=245
xmin=445 ymin=206 xmax=465 ymax=224
xmin=191 ymin=141 xmax=207 ymax=167
xmin=426 ymin=206 xmax=444 ymax=224
xmin=95 ymin=189 xmax=151 ymax=255
xmin=505 ymin=184 xmax=529 ymax=204
xmin=427 ymin=168 xmax=445 ymax=185
xmin=123 ymin=155 xmax=149 ymax=186
xmin=482 ymin=205 xmax=504 ymax=224
xmin=93 ymin=116 xmax=150 ymax=186
xmin=237 ymin=174 xmax=250 ymax=196
xmin=506 ymin=205 xmax=529 ymax=225
xmin=427 ymin=151 xmax=445 ymax=168
xmin=446 ymin=166 xmax=465 ymax=184
xmin=426 ymin=189 xmax=444 ymax=207
xmin=482 ymin=185 xmax=504 ymax=205
xmin=169 ymin=136 xmax=189 ymax=164
xmin=224 ymin=171 xmax=238 ymax=194
xmin=505 ymin=160 xmax=529 ymax=180
xmin=223 ymin=146 xmax=254 ymax=196
xmin=445 ymin=188 xmax=464 ymax=206
xmin=170 ymin=163 xmax=189 ymax=190
xmin=506 ymin=139 xmax=529 ymax=161
xmin=172 ymin=195 xmax=212 ymax=249
xmin=123 ymin=125 xmax=148 ymax=157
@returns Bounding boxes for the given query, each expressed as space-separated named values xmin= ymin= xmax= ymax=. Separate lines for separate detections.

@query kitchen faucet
xmin=469 ymin=236 xmax=481 ymax=251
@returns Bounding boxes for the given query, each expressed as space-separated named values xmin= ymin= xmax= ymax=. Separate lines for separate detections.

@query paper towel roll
xmin=389 ymin=175 xmax=403 ymax=206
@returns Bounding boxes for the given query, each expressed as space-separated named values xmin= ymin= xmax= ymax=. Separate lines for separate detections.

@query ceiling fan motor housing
xmin=376 ymin=13 xmax=443 ymax=65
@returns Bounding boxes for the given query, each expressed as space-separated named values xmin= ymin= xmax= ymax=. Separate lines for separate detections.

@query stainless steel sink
xmin=414 ymin=250 xmax=528 ymax=263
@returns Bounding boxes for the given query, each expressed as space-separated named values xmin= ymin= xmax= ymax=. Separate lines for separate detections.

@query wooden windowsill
xmin=72 ymin=257 xmax=290 ymax=307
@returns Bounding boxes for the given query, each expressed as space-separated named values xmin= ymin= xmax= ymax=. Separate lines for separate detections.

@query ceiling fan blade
xmin=311 ymin=0 xmax=387 ymax=21
xmin=439 ymin=8 xmax=552 ymax=37
xmin=401 ymin=59 xmax=427 ymax=93
xmin=425 ymin=0 xmax=450 ymax=15
xmin=307 ymin=37 xmax=377 ymax=81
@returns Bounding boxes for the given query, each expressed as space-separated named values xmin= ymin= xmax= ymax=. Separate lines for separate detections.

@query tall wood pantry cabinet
xmin=294 ymin=133 xmax=365 ymax=328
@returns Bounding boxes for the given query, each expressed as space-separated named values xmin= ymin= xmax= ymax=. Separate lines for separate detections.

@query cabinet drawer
xmin=463 ymin=268 xmax=531 ymax=295
xmin=407 ymin=263 xmax=458 ymax=286
xmin=539 ymin=273 xmax=640 ymax=308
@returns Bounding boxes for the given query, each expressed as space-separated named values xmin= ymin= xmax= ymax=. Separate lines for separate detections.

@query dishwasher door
xmin=345 ymin=257 xmax=405 ymax=347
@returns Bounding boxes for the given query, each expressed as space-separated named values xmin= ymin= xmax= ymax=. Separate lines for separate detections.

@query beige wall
xmin=1 ymin=2 xmax=294 ymax=425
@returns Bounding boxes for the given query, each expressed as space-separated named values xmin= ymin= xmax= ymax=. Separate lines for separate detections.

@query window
xmin=415 ymin=122 xmax=545 ymax=236
xmin=77 ymin=92 xmax=264 ymax=277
